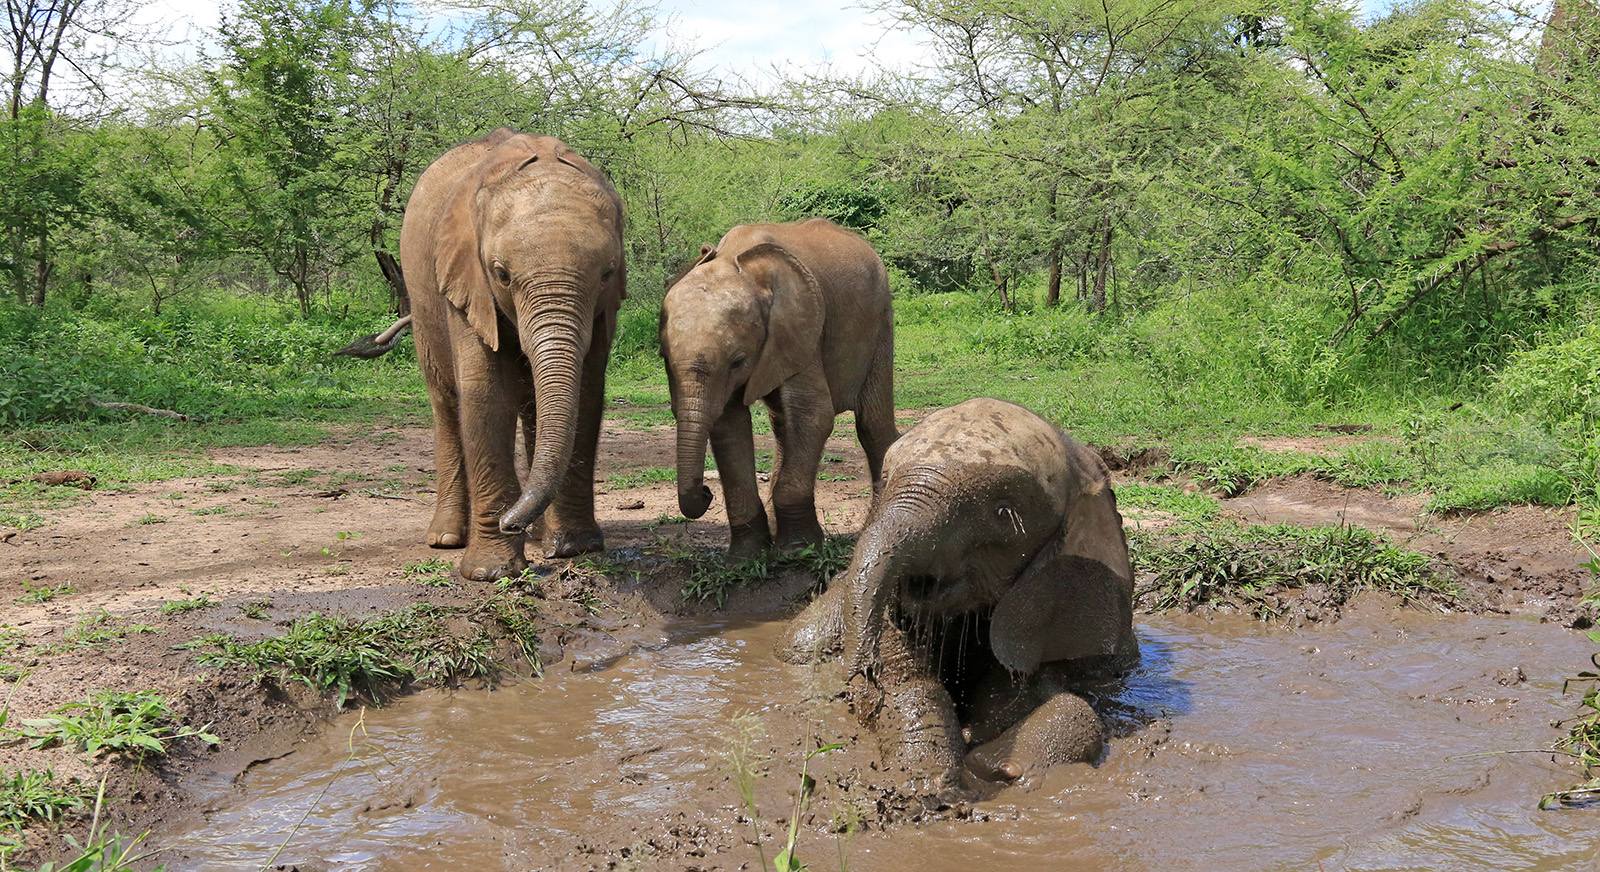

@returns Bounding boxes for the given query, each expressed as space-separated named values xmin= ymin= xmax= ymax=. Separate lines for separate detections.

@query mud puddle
xmin=160 ymin=609 xmax=1600 ymax=871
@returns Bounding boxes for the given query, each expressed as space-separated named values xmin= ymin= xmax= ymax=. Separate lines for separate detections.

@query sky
xmin=135 ymin=0 xmax=1405 ymax=80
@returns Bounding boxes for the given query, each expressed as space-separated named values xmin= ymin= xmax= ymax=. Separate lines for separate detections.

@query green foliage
xmin=59 ymin=612 xmax=155 ymax=650
xmin=402 ymin=557 xmax=455 ymax=587
xmin=1134 ymin=520 xmax=1455 ymax=619
xmin=11 ymin=691 xmax=218 ymax=757
xmin=1114 ymin=482 xmax=1220 ymax=523
xmin=189 ymin=600 xmax=539 ymax=705
xmin=679 ymin=536 xmax=854 ymax=606
xmin=160 ymin=595 xmax=216 ymax=615
xmin=605 ymin=466 xmax=674 ymax=489
xmin=0 ymin=769 xmax=89 ymax=825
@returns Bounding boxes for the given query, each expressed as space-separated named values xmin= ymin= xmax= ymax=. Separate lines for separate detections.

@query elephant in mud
xmin=777 ymin=398 xmax=1136 ymax=793
xmin=659 ymin=218 xmax=897 ymax=560
xmin=400 ymin=129 xmax=625 ymax=580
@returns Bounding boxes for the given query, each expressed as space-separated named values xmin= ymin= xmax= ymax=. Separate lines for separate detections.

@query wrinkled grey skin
xmin=659 ymin=219 xmax=897 ymax=560
xmin=778 ymin=398 xmax=1135 ymax=792
xmin=401 ymin=129 xmax=625 ymax=580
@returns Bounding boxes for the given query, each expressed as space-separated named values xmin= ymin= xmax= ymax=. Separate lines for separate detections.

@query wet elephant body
xmin=402 ymin=129 xmax=625 ymax=580
xmin=778 ymin=398 xmax=1136 ymax=792
xmin=659 ymin=218 xmax=897 ymax=559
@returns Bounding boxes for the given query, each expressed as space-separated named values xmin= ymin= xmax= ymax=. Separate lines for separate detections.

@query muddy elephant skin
xmin=401 ymin=129 xmax=625 ymax=580
xmin=778 ymin=398 xmax=1136 ymax=791
xmin=659 ymin=218 xmax=897 ymax=559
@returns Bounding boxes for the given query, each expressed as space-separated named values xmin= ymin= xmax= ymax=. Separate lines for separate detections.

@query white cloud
xmin=654 ymin=0 xmax=920 ymax=81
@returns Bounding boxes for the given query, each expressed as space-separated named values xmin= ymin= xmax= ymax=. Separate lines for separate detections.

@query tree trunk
xmin=374 ymin=250 xmax=408 ymax=315
xmin=1090 ymin=214 xmax=1113 ymax=313
xmin=31 ymin=226 xmax=49 ymax=306
xmin=1046 ymin=240 xmax=1063 ymax=307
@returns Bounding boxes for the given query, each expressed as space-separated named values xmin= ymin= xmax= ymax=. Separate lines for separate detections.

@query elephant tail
xmin=334 ymin=315 xmax=413 ymax=359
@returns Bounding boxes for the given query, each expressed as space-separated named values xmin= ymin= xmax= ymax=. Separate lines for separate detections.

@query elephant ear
xmin=991 ymin=475 xmax=1136 ymax=675
xmin=738 ymin=242 xmax=824 ymax=405
xmin=432 ymin=136 xmax=543 ymax=351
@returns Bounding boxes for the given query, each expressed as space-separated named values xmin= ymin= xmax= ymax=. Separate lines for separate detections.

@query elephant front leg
xmin=769 ymin=369 xmax=831 ymax=550
xmin=710 ymin=401 xmax=771 ymax=561
xmin=851 ymin=621 xmax=965 ymax=795
xmin=452 ymin=336 xmax=528 ymax=581
xmin=542 ymin=315 xmax=611 ymax=558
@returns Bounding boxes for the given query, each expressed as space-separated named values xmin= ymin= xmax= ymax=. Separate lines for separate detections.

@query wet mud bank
xmin=4 ymin=424 xmax=1599 ymax=869
xmin=157 ymin=605 xmax=1600 ymax=872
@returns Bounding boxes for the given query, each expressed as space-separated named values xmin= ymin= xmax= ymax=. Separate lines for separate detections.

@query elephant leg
xmin=774 ymin=575 xmax=847 ymax=664
xmin=851 ymin=620 xmax=965 ymax=794
xmin=769 ymin=368 xmax=831 ymax=549
xmin=543 ymin=314 xmax=612 ymax=558
xmin=963 ymin=691 xmax=1104 ymax=787
xmin=764 ymin=393 xmax=786 ymax=487
xmin=854 ymin=334 xmax=898 ymax=492
xmin=414 ymin=309 xmax=469 ymax=549
xmin=451 ymin=324 xmax=527 ymax=581
xmin=710 ymin=401 xmax=771 ymax=561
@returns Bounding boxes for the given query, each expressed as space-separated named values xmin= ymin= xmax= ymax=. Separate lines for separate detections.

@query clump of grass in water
xmin=1132 ymin=519 xmax=1455 ymax=619
xmin=188 ymin=598 xmax=541 ymax=706
xmin=679 ymin=536 xmax=854 ymax=606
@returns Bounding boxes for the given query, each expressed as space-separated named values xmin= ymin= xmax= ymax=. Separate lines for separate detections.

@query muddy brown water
xmin=160 ymin=609 xmax=1600 ymax=871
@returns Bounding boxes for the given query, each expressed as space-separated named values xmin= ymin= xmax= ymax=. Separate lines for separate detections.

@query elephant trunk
xmin=841 ymin=478 xmax=955 ymax=679
xmin=500 ymin=307 xmax=590 ymax=534
xmin=673 ymin=388 xmax=715 ymax=519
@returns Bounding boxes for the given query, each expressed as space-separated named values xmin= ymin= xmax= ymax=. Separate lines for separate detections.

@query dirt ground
xmin=0 ymin=418 xmax=1593 ymax=868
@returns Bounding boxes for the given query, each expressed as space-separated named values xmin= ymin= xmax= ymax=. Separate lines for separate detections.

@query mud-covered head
xmin=840 ymin=397 xmax=1135 ymax=680
xmin=658 ymin=240 xmax=824 ymax=520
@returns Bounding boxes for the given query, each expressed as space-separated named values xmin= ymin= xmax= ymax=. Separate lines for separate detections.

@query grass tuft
xmin=1133 ymin=519 xmax=1455 ymax=619
xmin=679 ymin=537 xmax=854 ymax=606
xmin=9 ymin=690 xmax=217 ymax=758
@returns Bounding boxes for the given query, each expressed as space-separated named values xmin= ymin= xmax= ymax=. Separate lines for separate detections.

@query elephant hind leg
xmin=853 ymin=333 xmax=898 ymax=489
xmin=963 ymin=692 xmax=1104 ymax=787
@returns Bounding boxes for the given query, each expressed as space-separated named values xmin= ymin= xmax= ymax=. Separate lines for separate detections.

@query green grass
xmin=0 ymin=769 xmax=89 ymax=825
xmin=1114 ymin=481 xmax=1220 ymax=523
xmin=605 ymin=466 xmax=675 ymax=489
xmin=160 ymin=595 xmax=215 ymax=615
xmin=56 ymin=611 xmax=155 ymax=651
xmin=678 ymin=536 xmax=855 ymax=606
xmin=14 ymin=582 xmax=72 ymax=604
xmin=9 ymin=690 xmax=218 ymax=758
xmin=188 ymin=598 xmax=541 ymax=706
xmin=1132 ymin=519 xmax=1456 ymax=619
xmin=402 ymin=557 xmax=455 ymax=587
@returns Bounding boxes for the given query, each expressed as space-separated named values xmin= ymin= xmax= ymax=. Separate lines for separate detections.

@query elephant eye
xmin=492 ymin=264 xmax=511 ymax=285
xmin=601 ymin=268 xmax=616 ymax=281
xmin=729 ymin=354 xmax=747 ymax=371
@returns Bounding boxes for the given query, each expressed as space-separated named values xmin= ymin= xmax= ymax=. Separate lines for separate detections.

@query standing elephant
xmin=401 ymin=129 xmax=625 ymax=580
xmin=777 ymin=398 xmax=1136 ymax=792
xmin=659 ymin=219 xmax=897 ymax=559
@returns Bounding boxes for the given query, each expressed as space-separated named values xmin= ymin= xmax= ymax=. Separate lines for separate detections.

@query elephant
xmin=659 ymin=218 xmax=897 ymax=560
xmin=399 ymin=129 xmax=625 ymax=580
xmin=776 ymin=398 xmax=1136 ymax=793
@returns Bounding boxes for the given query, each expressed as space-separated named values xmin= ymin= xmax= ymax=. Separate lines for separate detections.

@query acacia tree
xmin=872 ymin=0 xmax=1246 ymax=311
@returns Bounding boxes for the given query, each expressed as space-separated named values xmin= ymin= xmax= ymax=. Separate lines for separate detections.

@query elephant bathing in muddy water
xmin=777 ymin=398 xmax=1137 ymax=794
xmin=660 ymin=218 xmax=898 ymax=560
xmin=402 ymin=129 xmax=625 ymax=580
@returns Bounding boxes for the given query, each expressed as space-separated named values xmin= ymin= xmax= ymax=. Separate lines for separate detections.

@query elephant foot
xmin=427 ymin=509 xmax=469 ymax=549
xmin=773 ymin=507 xmax=824 ymax=552
xmin=963 ymin=692 xmax=1103 ymax=787
xmin=457 ymin=538 xmax=527 ymax=582
xmin=727 ymin=515 xmax=773 ymax=563
xmin=545 ymin=524 xmax=604 ymax=558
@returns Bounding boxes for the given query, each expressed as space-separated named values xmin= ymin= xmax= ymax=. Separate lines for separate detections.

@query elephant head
xmin=838 ymin=399 xmax=1136 ymax=682
xmin=658 ymin=241 xmax=823 ymax=520
xmin=435 ymin=133 xmax=625 ymax=535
